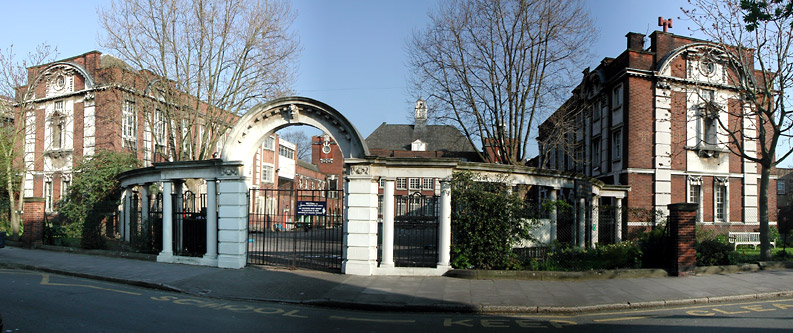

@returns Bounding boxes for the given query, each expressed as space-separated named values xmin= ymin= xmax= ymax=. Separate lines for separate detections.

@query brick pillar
xmin=22 ymin=198 xmax=46 ymax=248
xmin=668 ymin=203 xmax=698 ymax=276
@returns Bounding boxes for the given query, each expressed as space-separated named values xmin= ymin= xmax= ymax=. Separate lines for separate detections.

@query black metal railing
xmin=247 ymin=188 xmax=344 ymax=271
xmin=387 ymin=193 xmax=439 ymax=268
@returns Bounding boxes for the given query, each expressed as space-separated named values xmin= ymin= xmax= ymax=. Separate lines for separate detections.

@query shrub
xmin=638 ymin=225 xmax=668 ymax=269
xmin=541 ymin=242 xmax=642 ymax=271
xmin=696 ymin=238 xmax=735 ymax=266
xmin=450 ymin=172 xmax=533 ymax=270
xmin=58 ymin=150 xmax=139 ymax=249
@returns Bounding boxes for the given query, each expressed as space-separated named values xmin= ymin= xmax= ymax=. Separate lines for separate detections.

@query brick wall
xmin=668 ymin=202 xmax=697 ymax=276
xmin=626 ymin=77 xmax=653 ymax=169
xmin=730 ymin=178 xmax=744 ymax=222
xmin=22 ymin=198 xmax=45 ymax=248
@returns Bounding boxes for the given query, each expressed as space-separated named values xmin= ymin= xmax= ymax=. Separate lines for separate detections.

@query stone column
xmin=342 ymin=164 xmax=378 ymax=275
xmin=668 ymin=203 xmax=698 ymax=276
xmin=158 ymin=181 xmax=174 ymax=261
xmin=380 ymin=178 xmax=395 ymax=269
xmin=437 ymin=179 xmax=452 ymax=269
xmin=174 ymin=181 xmax=184 ymax=253
xmin=577 ymin=197 xmax=586 ymax=248
xmin=124 ymin=187 xmax=132 ymax=242
xmin=615 ymin=198 xmax=623 ymax=243
xmin=549 ymin=188 xmax=558 ymax=243
xmin=591 ymin=195 xmax=599 ymax=247
xmin=205 ymin=179 xmax=218 ymax=260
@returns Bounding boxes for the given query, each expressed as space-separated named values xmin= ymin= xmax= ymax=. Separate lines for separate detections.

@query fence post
xmin=668 ymin=202 xmax=698 ymax=276
xmin=615 ymin=198 xmax=623 ymax=243
xmin=549 ymin=188 xmax=558 ymax=242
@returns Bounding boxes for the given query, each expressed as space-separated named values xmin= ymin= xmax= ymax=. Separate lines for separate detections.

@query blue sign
xmin=297 ymin=201 xmax=327 ymax=216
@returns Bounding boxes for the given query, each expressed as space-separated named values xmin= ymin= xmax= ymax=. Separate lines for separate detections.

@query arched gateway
xmin=221 ymin=97 xmax=370 ymax=169
xmin=220 ymin=97 xmax=376 ymax=274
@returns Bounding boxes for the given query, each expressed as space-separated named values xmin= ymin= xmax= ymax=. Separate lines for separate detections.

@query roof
xmin=365 ymin=123 xmax=476 ymax=153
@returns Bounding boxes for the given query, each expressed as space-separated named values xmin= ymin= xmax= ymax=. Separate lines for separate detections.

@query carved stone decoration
xmin=222 ymin=167 xmax=239 ymax=176
xmin=350 ymin=165 xmax=369 ymax=175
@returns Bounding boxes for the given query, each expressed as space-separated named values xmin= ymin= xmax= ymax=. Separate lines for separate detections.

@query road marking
xmin=40 ymin=274 xmax=142 ymax=296
xmin=593 ymin=316 xmax=647 ymax=323
xmin=330 ymin=316 xmax=415 ymax=323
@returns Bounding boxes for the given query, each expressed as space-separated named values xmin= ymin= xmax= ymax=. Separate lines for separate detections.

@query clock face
xmin=322 ymin=145 xmax=331 ymax=154
xmin=55 ymin=75 xmax=65 ymax=90
xmin=699 ymin=59 xmax=716 ymax=76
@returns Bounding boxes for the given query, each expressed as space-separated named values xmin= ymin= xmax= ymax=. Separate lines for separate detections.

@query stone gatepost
xmin=342 ymin=163 xmax=378 ymax=275
xmin=216 ymin=164 xmax=248 ymax=269
xmin=668 ymin=203 xmax=697 ymax=276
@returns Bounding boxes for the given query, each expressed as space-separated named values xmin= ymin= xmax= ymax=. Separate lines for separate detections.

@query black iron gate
xmin=389 ymin=193 xmax=439 ymax=267
xmin=247 ymin=188 xmax=344 ymax=271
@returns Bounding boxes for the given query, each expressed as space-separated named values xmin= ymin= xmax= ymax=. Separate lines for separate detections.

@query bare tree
xmin=684 ymin=0 xmax=793 ymax=259
xmin=537 ymin=91 xmax=586 ymax=169
xmin=408 ymin=0 xmax=594 ymax=164
xmin=99 ymin=0 xmax=300 ymax=161
xmin=0 ymin=44 xmax=58 ymax=240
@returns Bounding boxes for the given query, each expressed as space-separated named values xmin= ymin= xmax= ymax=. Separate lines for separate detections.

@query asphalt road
xmin=1 ymin=268 xmax=791 ymax=332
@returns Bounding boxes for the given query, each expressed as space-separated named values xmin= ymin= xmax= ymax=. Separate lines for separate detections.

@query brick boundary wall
xmin=22 ymin=198 xmax=45 ymax=248
xmin=668 ymin=202 xmax=698 ymax=276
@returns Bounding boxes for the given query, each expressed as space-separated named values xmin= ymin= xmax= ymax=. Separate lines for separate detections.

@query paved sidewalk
xmin=1 ymin=246 xmax=792 ymax=314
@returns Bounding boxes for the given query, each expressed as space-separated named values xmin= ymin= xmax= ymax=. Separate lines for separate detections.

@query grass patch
xmin=732 ymin=247 xmax=793 ymax=263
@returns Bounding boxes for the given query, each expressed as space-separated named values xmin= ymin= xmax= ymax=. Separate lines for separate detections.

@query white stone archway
xmin=220 ymin=97 xmax=379 ymax=274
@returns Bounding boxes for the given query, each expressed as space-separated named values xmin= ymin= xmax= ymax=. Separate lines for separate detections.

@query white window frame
xmin=44 ymin=180 xmax=53 ymax=212
xmin=261 ymin=163 xmax=274 ymax=184
xmin=688 ymin=176 xmax=703 ymax=222
xmin=612 ymin=85 xmax=623 ymax=108
xmin=279 ymin=144 xmax=295 ymax=159
xmin=122 ymin=100 xmax=136 ymax=148
xmin=422 ymin=178 xmax=434 ymax=190
xmin=396 ymin=177 xmax=407 ymax=190
xmin=778 ymin=180 xmax=786 ymax=195
xmin=714 ymin=178 xmax=729 ymax=223
xmin=409 ymin=178 xmax=420 ymax=190
xmin=612 ymin=128 xmax=622 ymax=161
xmin=264 ymin=136 xmax=275 ymax=150
xmin=591 ymin=138 xmax=601 ymax=170
xmin=153 ymin=109 xmax=165 ymax=145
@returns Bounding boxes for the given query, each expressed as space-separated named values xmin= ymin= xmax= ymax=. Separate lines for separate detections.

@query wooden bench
xmin=727 ymin=232 xmax=776 ymax=250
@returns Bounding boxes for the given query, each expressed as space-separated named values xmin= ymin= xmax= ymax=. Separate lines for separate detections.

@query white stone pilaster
xmin=342 ymin=164 xmax=378 ymax=275
xmin=216 ymin=175 xmax=248 ymax=269
xmin=615 ymin=198 xmax=623 ymax=243
xmin=591 ymin=196 xmax=599 ymax=247
xmin=380 ymin=178 xmax=395 ymax=268
xmin=577 ymin=197 xmax=586 ymax=248
xmin=654 ymin=84 xmax=672 ymax=213
xmin=437 ymin=180 xmax=452 ymax=268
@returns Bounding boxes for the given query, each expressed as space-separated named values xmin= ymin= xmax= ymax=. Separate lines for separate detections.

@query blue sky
xmin=5 ymin=0 xmax=785 ymax=166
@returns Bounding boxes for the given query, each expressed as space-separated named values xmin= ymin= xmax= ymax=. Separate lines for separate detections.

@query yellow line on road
xmin=329 ymin=315 xmax=416 ymax=323
xmin=40 ymin=274 xmax=142 ymax=296
xmin=593 ymin=316 xmax=647 ymax=322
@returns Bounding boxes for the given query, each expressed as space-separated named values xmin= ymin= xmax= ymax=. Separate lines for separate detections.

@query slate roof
xmin=365 ymin=122 xmax=477 ymax=153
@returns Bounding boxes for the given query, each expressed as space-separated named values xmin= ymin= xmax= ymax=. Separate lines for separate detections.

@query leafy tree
xmin=684 ymin=0 xmax=793 ymax=259
xmin=408 ymin=0 xmax=594 ymax=164
xmin=450 ymin=171 xmax=533 ymax=269
xmin=58 ymin=150 xmax=139 ymax=249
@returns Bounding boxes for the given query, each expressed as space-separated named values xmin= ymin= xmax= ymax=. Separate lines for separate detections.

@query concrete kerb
xmin=0 ymin=261 xmax=182 ymax=294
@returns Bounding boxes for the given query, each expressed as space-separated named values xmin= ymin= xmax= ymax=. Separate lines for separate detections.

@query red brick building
xmin=539 ymin=31 xmax=777 ymax=233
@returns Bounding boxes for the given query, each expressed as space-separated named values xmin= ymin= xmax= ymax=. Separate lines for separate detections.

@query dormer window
xmin=411 ymin=139 xmax=427 ymax=151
